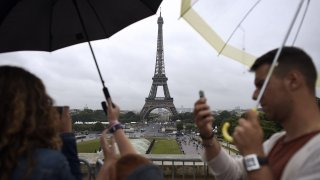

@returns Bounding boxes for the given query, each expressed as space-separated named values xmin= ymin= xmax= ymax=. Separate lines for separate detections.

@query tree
xmin=176 ymin=122 xmax=184 ymax=132
xmin=174 ymin=112 xmax=194 ymax=123
xmin=71 ymin=109 xmax=106 ymax=123
xmin=119 ymin=111 xmax=140 ymax=123
xmin=92 ymin=122 xmax=105 ymax=132
xmin=185 ymin=123 xmax=196 ymax=132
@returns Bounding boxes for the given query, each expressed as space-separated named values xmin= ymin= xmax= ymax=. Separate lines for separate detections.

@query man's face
xmin=252 ymin=64 xmax=290 ymax=122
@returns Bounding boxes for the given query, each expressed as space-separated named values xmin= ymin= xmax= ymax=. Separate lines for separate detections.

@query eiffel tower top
xmin=154 ymin=11 xmax=165 ymax=78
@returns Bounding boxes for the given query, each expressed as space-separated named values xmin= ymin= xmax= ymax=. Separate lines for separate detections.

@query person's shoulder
xmin=35 ymin=148 xmax=68 ymax=166
xmin=12 ymin=148 xmax=70 ymax=180
xmin=268 ymin=131 xmax=286 ymax=141
xmin=127 ymin=164 xmax=163 ymax=180
xmin=36 ymin=148 xmax=65 ymax=158
xmin=304 ymin=132 xmax=320 ymax=148
xmin=263 ymin=131 xmax=286 ymax=154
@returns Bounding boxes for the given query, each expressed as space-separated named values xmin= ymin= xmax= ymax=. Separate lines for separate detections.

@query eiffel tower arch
xmin=140 ymin=13 xmax=178 ymax=121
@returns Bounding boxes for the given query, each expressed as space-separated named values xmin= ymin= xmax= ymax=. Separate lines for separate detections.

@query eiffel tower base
xmin=140 ymin=98 xmax=178 ymax=121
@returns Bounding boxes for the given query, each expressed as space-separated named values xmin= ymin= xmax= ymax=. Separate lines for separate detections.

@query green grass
xmin=77 ymin=138 xmax=182 ymax=154
xmin=77 ymin=139 xmax=100 ymax=153
xmin=151 ymin=139 xmax=182 ymax=154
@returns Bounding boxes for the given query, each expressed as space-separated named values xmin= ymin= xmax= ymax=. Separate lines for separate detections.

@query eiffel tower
xmin=140 ymin=13 xmax=178 ymax=121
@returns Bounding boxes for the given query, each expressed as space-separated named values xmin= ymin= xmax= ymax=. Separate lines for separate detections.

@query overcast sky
xmin=0 ymin=0 xmax=319 ymax=111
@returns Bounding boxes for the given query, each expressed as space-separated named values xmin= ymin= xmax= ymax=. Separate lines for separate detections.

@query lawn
xmin=77 ymin=139 xmax=100 ymax=153
xmin=151 ymin=139 xmax=182 ymax=154
xmin=77 ymin=138 xmax=182 ymax=154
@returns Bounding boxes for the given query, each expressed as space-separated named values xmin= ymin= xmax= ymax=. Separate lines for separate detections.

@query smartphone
xmin=54 ymin=106 xmax=64 ymax=117
xmin=199 ymin=90 xmax=205 ymax=98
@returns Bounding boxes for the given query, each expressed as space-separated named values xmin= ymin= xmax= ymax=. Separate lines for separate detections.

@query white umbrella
xmin=181 ymin=0 xmax=320 ymax=142
xmin=180 ymin=0 xmax=320 ymax=94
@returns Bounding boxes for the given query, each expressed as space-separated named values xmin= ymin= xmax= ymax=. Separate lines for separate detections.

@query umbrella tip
xmin=160 ymin=7 xmax=162 ymax=17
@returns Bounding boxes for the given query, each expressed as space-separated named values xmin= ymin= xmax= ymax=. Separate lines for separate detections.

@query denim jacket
xmin=12 ymin=133 xmax=82 ymax=180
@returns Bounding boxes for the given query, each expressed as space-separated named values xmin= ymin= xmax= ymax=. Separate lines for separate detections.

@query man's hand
xmin=193 ymin=97 xmax=214 ymax=137
xmin=233 ymin=110 xmax=264 ymax=156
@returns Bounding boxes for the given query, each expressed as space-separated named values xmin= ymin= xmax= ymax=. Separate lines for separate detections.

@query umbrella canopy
xmin=0 ymin=0 xmax=162 ymax=101
xmin=0 ymin=0 xmax=162 ymax=53
xmin=180 ymin=0 xmax=320 ymax=87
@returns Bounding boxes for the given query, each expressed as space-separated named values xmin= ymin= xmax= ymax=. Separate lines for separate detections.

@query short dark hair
xmin=250 ymin=47 xmax=317 ymax=93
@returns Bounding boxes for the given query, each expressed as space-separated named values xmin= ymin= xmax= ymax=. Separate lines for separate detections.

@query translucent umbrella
xmin=180 ymin=0 xmax=320 ymax=96
xmin=181 ymin=0 xmax=320 ymax=142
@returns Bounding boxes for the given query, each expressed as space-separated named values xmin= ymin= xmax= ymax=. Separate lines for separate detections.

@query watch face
xmin=244 ymin=154 xmax=260 ymax=171
xmin=246 ymin=157 xmax=256 ymax=167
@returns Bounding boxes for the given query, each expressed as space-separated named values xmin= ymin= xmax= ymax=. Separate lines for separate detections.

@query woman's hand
xmin=97 ymin=129 xmax=117 ymax=180
xmin=107 ymin=98 xmax=120 ymax=123
xmin=58 ymin=106 xmax=72 ymax=133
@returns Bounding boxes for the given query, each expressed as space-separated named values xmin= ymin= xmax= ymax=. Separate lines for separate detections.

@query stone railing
xmin=78 ymin=153 xmax=216 ymax=180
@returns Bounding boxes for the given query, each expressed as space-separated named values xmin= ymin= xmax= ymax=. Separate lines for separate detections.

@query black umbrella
xmin=0 ymin=0 xmax=162 ymax=101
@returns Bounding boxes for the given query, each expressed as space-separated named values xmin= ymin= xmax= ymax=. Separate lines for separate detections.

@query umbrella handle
xmin=101 ymin=101 xmax=115 ymax=115
xmin=101 ymin=87 xmax=116 ymax=116
xmin=103 ymin=87 xmax=115 ymax=105
xmin=101 ymin=101 xmax=108 ymax=115
xmin=103 ymin=87 xmax=111 ymax=100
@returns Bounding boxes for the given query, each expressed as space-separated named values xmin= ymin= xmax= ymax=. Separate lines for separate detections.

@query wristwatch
xmin=109 ymin=123 xmax=124 ymax=134
xmin=243 ymin=154 xmax=268 ymax=172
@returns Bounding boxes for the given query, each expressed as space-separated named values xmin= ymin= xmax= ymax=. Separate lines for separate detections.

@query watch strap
xmin=200 ymin=130 xmax=214 ymax=140
xmin=108 ymin=123 xmax=123 ymax=134
xmin=258 ymin=156 xmax=268 ymax=165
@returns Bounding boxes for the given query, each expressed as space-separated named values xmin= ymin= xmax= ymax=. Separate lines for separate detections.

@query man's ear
xmin=285 ymin=70 xmax=303 ymax=90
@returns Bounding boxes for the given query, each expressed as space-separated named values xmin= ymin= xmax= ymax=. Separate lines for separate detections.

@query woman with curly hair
xmin=0 ymin=65 xmax=81 ymax=180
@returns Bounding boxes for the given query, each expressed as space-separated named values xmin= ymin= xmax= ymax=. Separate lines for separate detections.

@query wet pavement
xmin=176 ymin=135 xmax=239 ymax=156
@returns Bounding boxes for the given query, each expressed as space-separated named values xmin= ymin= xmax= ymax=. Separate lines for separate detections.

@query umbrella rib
xmin=72 ymin=0 xmax=106 ymax=88
xmin=86 ymin=0 xmax=108 ymax=37
xmin=218 ymin=0 xmax=262 ymax=56
xmin=179 ymin=0 xmax=199 ymax=19
xmin=292 ymin=0 xmax=310 ymax=46
xmin=255 ymin=0 xmax=306 ymax=108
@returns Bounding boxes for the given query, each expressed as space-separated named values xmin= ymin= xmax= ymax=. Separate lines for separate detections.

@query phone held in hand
xmin=54 ymin=106 xmax=63 ymax=117
xmin=199 ymin=90 xmax=205 ymax=98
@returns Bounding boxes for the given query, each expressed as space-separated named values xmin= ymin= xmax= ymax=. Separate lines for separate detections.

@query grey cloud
xmin=0 ymin=0 xmax=319 ymax=111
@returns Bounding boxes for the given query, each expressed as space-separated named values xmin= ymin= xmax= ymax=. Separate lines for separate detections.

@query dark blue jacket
xmin=12 ymin=133 xmax=82 ymax=180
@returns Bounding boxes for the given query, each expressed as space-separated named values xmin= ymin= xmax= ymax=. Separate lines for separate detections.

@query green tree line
xmin=71 ymin=109 xmax=140 ymax=132
xmin=175 ymin=110 xmax=282 ymax=141
xmin=71 ymin=109 xmax=141 ymax=123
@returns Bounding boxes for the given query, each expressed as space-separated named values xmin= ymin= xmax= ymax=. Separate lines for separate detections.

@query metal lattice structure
xmin=140 ymin=13 xmax=178 ymax=121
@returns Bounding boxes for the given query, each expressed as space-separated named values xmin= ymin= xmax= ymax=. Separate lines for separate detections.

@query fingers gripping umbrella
xmin=0 ymin=0 xmax=162 ymax=101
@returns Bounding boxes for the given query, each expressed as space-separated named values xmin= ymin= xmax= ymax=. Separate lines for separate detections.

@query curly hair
xmin=0 ymin=66 xmax=62 ymax=179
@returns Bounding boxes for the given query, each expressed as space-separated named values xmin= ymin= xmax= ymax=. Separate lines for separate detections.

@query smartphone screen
xmin=199 ymin=90 xmax=205 ymax=98
xmin=54 ymin=106 xmax=63 ymax=117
